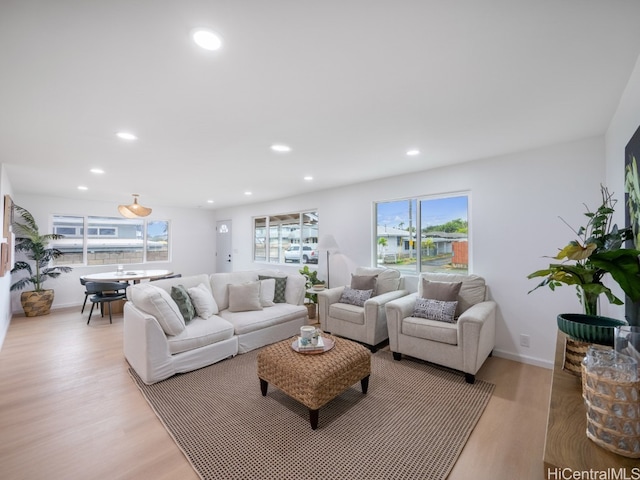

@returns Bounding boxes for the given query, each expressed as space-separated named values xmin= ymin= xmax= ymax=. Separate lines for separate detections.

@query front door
xmin=216 ymin=220 xmax=232 ymax=273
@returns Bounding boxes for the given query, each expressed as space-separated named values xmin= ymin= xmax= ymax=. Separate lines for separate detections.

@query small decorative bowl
xmin=312 ymin=284 xmax=325 ymax=291
xmin=557 ymin=313 xmax=628 ymax=346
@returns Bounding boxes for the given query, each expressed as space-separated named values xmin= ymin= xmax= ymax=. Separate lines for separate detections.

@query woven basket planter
xmin=20 ymin=290 xmax=54 ymax=317
xmin=581 ymin=363 xmax=640 ymax=458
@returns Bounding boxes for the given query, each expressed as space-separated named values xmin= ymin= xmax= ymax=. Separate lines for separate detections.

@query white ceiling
xmin=2 ymin=1 xmax=640 ymax=210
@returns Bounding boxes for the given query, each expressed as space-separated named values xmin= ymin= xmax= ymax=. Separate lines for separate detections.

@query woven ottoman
xmin=257 ymin=335 xmax=371 ymax=429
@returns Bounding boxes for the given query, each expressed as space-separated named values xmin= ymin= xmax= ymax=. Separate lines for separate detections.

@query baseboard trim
xmin=492 ymin=348 xmax=553 ymax=370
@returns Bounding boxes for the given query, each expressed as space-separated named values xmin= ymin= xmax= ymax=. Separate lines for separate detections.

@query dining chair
xmin=85 ymin=281 xmax=128 ymax=325
xmin=80 ymin=277 xmax=90 ymax=313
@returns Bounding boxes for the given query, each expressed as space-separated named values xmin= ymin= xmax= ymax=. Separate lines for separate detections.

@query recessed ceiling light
xmin=192 ymin=29 xmax=223 ymax=51
xmin=78 ymin=186 xmax=88 ymax=191
xmin=406 ymin=149 xmax=420 ymax=156
xmin=207 ymin=199 xmax=214 ymax=204
xmin=271 ymin=144 xmax=291 ymax=153
xmin=90 ymin=168 xmax=105 ymax=174
xmin=244 ymin=191 xmax=252 ymax=196
xmin=116 ymin=132 xmax=137 ymax=141
xmin=304 ymin=176 xmax=313 ymax=181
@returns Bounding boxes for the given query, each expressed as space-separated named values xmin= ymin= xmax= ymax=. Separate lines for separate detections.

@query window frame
xmin=374 ymin=191 xmax=470 ymax=274
xmin=253 ymin=210 xmax=319 ymax=265
xmin=50 ymin=214 xmax=171 ymax=266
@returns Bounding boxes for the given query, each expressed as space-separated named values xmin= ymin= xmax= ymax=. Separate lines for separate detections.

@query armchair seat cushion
xmin=329 ymin=303 xmax=365 ymax=325
xmin=402 ymin=316 xmax=458 ymax=345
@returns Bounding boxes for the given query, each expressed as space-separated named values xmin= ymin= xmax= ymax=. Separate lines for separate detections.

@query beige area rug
xmin=129 ymin=349 xmax=494 ymax=480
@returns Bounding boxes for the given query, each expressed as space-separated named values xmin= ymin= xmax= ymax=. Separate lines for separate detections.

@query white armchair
xmin=385 ymin=272 xmax=496 ymax=383
xmin=317 ymin=267 xmax=408 ymax=350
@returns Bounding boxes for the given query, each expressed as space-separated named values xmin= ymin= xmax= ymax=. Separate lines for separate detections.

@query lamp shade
xmin=318 ymin=234 xmax=339 ymax=252
xmin=118 ymin=194 xmax=152 ymax=218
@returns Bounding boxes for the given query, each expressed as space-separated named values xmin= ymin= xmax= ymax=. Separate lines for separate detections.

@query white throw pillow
xmin=228 ymin=282 xmax=263 ymax=312
xmin=187 ymin=283 xmax=219 ymax=318
xmin=259 ymin=278 xmax=276 ymax=307
xmin=129 ymin=283 xmax=185 ymax=336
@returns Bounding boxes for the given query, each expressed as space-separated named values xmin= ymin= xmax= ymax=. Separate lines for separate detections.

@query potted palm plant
xmin=10 ymin=204 xmax=72 ymax=316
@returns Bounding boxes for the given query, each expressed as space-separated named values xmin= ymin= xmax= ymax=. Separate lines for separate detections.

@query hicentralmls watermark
xmin=547 ymin=468 xmax=640 ymax=480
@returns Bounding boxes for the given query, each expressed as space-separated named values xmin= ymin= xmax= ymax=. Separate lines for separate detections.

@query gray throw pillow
xmin=351 ymin=274 xmax=377 ymax=293
xmin=171 ymin=285 xmax=196 ymax=323
xmin=339 ymin=286 xmax=373 ymax=307
xmin=413 ymin=298 xmax=458 ymax=323
xmin=421 ymin=279 xmax=462 ymax=302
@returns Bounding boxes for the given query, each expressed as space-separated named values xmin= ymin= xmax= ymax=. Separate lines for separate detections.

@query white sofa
xmin=124 ymin=270 xmax=308 ymax=384
xmin=385 ymin=272 xmax=496 ymax=383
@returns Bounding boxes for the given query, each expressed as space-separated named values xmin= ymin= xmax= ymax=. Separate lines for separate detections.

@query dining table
xmin=81 ymin=269 xmax=174 ymax=284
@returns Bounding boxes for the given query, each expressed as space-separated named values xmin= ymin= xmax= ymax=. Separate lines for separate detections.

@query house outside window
xmin=50 ymin=215 xmax=170 ymax=265
xmin=375 ymin=193 xmax=469 ymax=274
xmin=253 ymin=210 xmax=318 ymax=264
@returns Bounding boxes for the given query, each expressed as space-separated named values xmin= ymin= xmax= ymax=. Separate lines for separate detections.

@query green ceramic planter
xmin=557 ymin=313 xmax=628 ymax=346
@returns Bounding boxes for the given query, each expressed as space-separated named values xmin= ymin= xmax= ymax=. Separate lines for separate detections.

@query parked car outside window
xmin=284 ymin=244 xmax=318 ymax=264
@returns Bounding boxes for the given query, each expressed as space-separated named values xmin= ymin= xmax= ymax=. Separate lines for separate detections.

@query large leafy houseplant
xmin=527 ymin=186 xmax=640 ymax=315
xmin=10 ymin=205 xmax=72 ymax=316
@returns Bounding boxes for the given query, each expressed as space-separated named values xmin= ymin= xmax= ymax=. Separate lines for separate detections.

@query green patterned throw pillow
xmin=258 ymin=275 xmax=287 ymax=303
xmin=171 ymin=285 xmax=196 ymax=323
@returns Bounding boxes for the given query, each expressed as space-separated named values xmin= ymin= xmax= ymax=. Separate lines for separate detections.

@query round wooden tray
xmin=291 ymin=337 xmax=335 ymax=355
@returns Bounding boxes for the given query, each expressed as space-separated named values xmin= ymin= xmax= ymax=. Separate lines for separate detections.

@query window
xmin=253 ymin=210 xmax=318 ymax=264
xmin=51 ymin=215 xmax=170 ymax=266
xmin=375 ymin=193 xmax=469 ymax=274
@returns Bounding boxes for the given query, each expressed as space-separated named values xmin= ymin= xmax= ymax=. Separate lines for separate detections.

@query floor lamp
xmin=318 ymin=234 xmax=339 ymax=288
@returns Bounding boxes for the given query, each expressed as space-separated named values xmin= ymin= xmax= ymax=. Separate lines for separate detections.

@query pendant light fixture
xmin=118 ymin=194 xmax=152 ymax=218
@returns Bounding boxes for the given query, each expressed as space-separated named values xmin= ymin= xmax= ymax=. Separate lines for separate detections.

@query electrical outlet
xmin=520 ymin=334 xmax=530 ymax=348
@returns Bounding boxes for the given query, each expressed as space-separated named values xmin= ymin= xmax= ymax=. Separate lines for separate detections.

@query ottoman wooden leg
xmin=361 ymin=375 xmax=370 ymax=394
xmin=309 ymin=409 xmax=319 ymax=430
xmin=260 ymin=378 xmax=268 ymax=396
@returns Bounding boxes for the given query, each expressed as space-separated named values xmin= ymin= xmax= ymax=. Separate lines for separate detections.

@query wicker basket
xmin=581 ymin=363 xmax=640 ymax=458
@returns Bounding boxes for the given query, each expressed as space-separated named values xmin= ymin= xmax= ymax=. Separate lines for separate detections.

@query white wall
xmin=214 ymin=136 xmax=606 ymax=368
xmin=605 ymin=53 xmax=640 ymax=321
xmin=0 ymin=165 xmax=14 ymax=349
xmin=9 ymin=194 xmax=217 ymax=313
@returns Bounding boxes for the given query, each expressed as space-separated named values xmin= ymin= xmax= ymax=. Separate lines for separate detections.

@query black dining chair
xmin=80 ymin=277 xmax=90 ymax=313
xmin=85 ymin=281 xmax=128 ymax=325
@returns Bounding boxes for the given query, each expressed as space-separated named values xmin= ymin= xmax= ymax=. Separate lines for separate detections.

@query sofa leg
xmin=465 ymin=373 xmax=475 ymax=384
xmin=392 ymin=352 xmax=402 ymax=361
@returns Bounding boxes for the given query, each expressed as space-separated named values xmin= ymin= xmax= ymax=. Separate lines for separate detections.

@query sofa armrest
xmin=457 ymin=300 xmax=497 ymax=374
xmin=364 ymin=289 xmax=409 ymax=321
xmin=384 ymin=293 xmax=418 ymax=350
xmin=317 ymin=286 xmax=345 ymax=330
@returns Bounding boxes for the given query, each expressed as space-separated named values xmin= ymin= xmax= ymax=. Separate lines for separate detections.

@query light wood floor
xmin=0 ymin=307 xmax=552 ymax=480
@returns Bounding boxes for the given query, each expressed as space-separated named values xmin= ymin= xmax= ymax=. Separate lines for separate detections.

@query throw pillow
xmin=228 ymin=282 xmax=263 ymax=312
xmin=187 ymin=283 xmax=219 ymax=318
xmin=258 ymin=275 xmax=287 ymax=303
xmin=259 ymin=278 xmax=276 ymax=307
xmin=350 ymin=274 xmax=377 ymax=293
xmin=339 ymin=286 xmax=373 ymax=307
xmin=421 ymin=279 xmax=462 ymax=302
xmin=128 ymin=283 xmax=185 ymax=336
xmin=171 ymin=285 xmax=196 ymax=323
xmin=413 ymin=298 xmax=458 ymax=323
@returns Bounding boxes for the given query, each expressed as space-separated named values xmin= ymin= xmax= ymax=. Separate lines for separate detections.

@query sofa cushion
xmin=421 ymin=279 xmax=462 ymax=302
xmin=128 ymin=283 xmax=185 ymax=336
xmin=228 ymin=282 xmax=263 ymax=312
xmin=219 ymin=303 xmax=307 ymax=335
xmin=339 ymin=286 xmax=373 ymax=307
xmin=258 ymin=275 xmax=287 ymax=303
xmin=355 ymin=267 xmax=400 ymax=295
xmin=351 ymin=274 xmax=377 ymax=292
xmin=167 ymin=316 xmax=235 ymax=355
xmin=188 ymin=283 xmax=219 ymax=318
xmin=413 ymin=298 xmax=458 ymax=323
xmin=329 ymin=302 xmax=365 ymax=325
xmin=170 ymin=285 xmax=196 ymax=324
xmin=402 ymin=316 xmax=458 ymax=345
xmin=259 ymin=278 xmax=276 ymax=307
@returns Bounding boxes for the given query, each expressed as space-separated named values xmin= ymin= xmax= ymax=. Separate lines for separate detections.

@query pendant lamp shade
xmin=118 ymin=194 xmax=152 ymax=218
